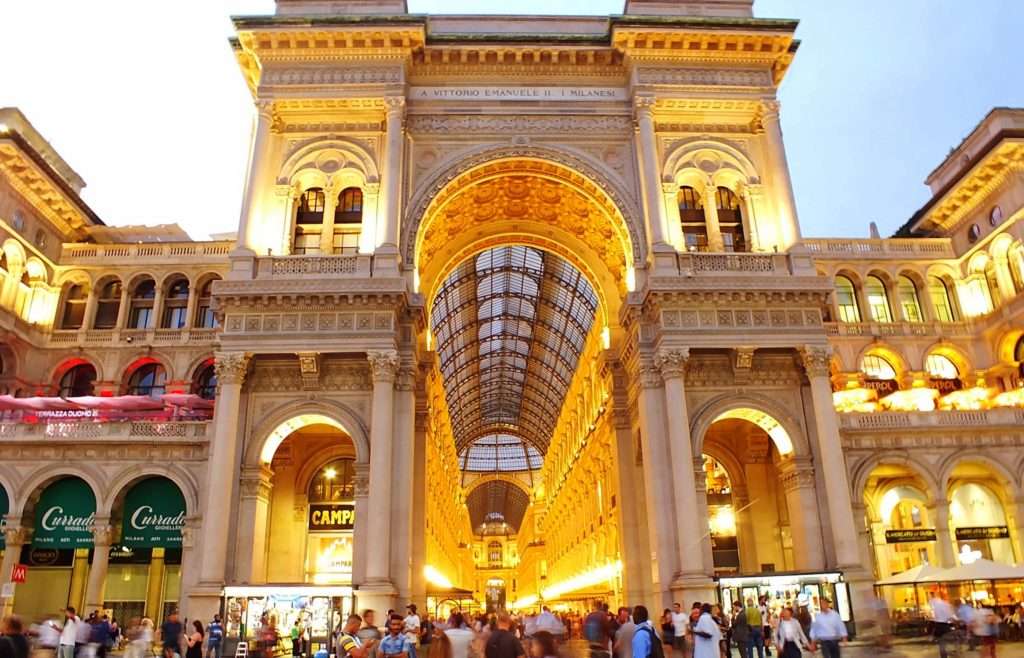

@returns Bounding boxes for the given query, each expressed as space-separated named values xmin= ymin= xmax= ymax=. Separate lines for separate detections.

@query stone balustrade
xmin=801 ymin=237 xmax=955 ymax=259
xmin=49 ymin=327 xmax=219 ymax=347
xmin=258 ymin=254 xmax=372 ymax=278
xmin=0 ymin=419 xmax=210 ymax=440
xmin=838 ymin=407 xmax=1024 ymax=432
xmin=674 ymin=251 xmax=795 ymax=275
xmin=61 ymin=241 xmax=233 ymax=264
xmin=824 ymin=320 xmax=975 ymax=338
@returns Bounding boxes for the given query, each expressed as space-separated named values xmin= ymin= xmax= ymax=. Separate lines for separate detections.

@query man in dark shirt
xmin=161 ymin=612 xmax=184 ymax=658
xmin=485 ymin=614 xmax=525 ymax=658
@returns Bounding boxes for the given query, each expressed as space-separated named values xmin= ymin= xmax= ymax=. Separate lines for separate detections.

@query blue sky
xmin=1 ymin=0 xmax=1021 ymax=239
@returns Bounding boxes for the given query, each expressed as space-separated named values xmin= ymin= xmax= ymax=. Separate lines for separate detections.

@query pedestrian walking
xmin=185 ymin=622 xmax=204 ymax=658
xmin=741 ymin=600 xmax=763 ymax=658
xmin=206 ymin=616 xmax=224 ymax=658
xmin=159 ymin=612 xmax=183 ymax=658
xmin=808 ymin=599 xmax=846 ymax=658
xmin=630 ymin=607 xmax=662 ymax=658
xmin=728 ymin=604 xmax=748 ymax=658
xmin=484 ymin=613 xmax=525 ymax=658
xmin=929 ymin=591 xmax=956 ymax=658
xmin=771 ymin=609 xmax=809 ymax=658
xmin=692 ymin=605 xmax=720 ymax=658
xmin=58 ymin=609 xmax=77 ymax=658
xmin=1 ymin=616 xmax=29 ymax=658
xmin=613 ymin=608 xmax=635 ymax=658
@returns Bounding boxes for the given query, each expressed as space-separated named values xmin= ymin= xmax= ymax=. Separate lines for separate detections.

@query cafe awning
xmin=933 ymin=559 xmax=1024 ymax=582
xmin=0 ymin=393 xmax=209 ymax=412
xmin=875 ymin=563 xmax=946 ymax=586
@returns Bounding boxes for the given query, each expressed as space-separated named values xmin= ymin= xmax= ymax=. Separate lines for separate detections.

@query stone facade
xmin=0 ymin=0 xmax=1022 ymax=634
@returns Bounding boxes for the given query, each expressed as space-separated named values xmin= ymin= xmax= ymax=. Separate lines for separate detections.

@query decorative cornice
xmin=798 ymin=345 xmax=832 ymax=379
xmin=214 ymin=352 xmax=252 ymax=387
xmin=655 ymin=347 xmax=690 ymax=380
xmin=367 ymin=349 xmax=400 ymax=382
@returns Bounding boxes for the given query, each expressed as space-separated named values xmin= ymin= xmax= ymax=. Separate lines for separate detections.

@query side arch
xmin=690 ymin=391 xmax=809 ymax=458
xmin=849 ymin=452 xmax=943 ymax=508
xmin=662 ymin=137 xmax=760 ymax=186
xmin=245 ymin=399 xmax=370 ymax=469
xmin=100 ymin=465 xmax=201 ymax=518
xmin=12 ymin=466 xmax=106 ymax=519
xmin=277 ymin=137 xmax=380 ymax=188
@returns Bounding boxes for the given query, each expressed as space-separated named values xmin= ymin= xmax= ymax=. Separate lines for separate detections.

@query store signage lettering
xmin=27 ymin=548 xmax=59 ymax=566
xmin=411 ymin=86 xmax=627 ymax=102
xmin=122 ymin=478 xmax=186 ymax=548
xmin=309 ymin=503 xmax=355 ymax=531
xmin=955 ymin=526 xmax=1010 ymax=540
xmin=33 ymin=478 xmax=96 ymax=548
xmin=885 ymin=528 xmax=937 ymax=543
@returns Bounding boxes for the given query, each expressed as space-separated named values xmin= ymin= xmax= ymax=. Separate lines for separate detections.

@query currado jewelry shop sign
xmin=410 ymin=86 xmax=628 ymax=102
xmin=122 ymin=478 xmax=186 ymax=548
xmin=33 ymin=478 xmax=96 ymax=548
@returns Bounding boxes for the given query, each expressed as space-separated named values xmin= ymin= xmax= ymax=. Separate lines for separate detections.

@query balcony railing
xmin=49 ymin=327 xmax=219 ymax=347
xmin=0 ymin=420 xmax=210 ymax=440
xmin=838 ymin=407 xmax=1024 ymax=431
xmin=675 ymin=252 xmax=794 ymax=275
xmin=824 ymin=320 xmax=975 ymax=338
xmin=801 ymin=238 xmax=956 ymax=259
xmin=258 ymin=254 xmax=372 ymax=278
xmin=61 ymin=241 xmax=233 ymax=263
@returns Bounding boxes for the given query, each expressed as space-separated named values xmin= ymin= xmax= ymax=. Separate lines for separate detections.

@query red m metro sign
xmin=10 ymin=564 xmax=27 ymax=584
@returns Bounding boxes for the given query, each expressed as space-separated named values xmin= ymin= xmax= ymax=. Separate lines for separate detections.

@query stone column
xmin=82 ymin=288 xmax=99 ymax=333
xmin=634 ymin=359 xmax=677 ymax=609
xmin=410 ymin=402 xmax=428 ymax=611
xmin=236 ymin=100 xmax=276 ymax=255
xmin=758 ymin=100 xmax=801 ymax=249
xmin=994 ymin=255 xmax=1016 ymax=303
xmin=235 ymin=465 xmax=274 ymax=583
xmin=0 ymin=525 xmax=28 ymax=617
xmin=633 ymin=96 xmax=670 ymax=251
xmin=701 ymin=183 xmax=725 ymax=253
xmin=362 ymin=350 xmax=399 ymax=608
xmin=378 ymin=97 xmax=406 ymax=252
xmin=778 ymin=457 xmax=826 ymax=571
xmin=198 ymin=352 xmax=251 ymax=586
xmin=738 ymin=186 xmax=761 ymax=252
xmin=84 ymin=522 xmax=114 ymax=613
xmin=183 ymin=282 xmax=199 ymax=330
xmin=656 ymin=348 xmax=714 ymax=583
xmin=928 ymin=500 xmax=955 ymax=568
xmin=612 ymin=405 xmax=653 ymax=605
xmin=869 ymin=522 xmax=890 ymax=578
xmin=661 ymin=182 xmax=684 ymax=252
xmin=351 ymin=464 xmax=370 ymax=588
xmin=319 ymin=183 xmax=339 ymax=255
xmin=150 ymin=286 xmax=165 ymax=329
xmin=799 ymin=346 xmax=861 ymax=568
xmin=1008 ymin=496 xmax=1024 ymax=565
xmin=114 ymin=283 xmax=130 ymax=330
xmin=731 ymin=486 xmax=758 ymax=573
xmin=390 ymin=365 xmax=416 ymax=602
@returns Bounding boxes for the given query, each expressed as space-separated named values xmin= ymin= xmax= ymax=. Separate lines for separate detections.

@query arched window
xmin=93 ymin=280 xmax=122 ymax=329
xmin=1009 ymin=247 xmax=1024 ymax=294
xmin=60 ymin=284 xmax=87 ymax=330
xmin=488 ymin=541 xmax=502 ymax=566
xmin=926 ymin=353 xmax=961 ymax=393
xmin=195 ymin=278 xmax=218 ymax=329
xmin=127 ymin=363 xmax=166 ymax=398
xmin=192 ymin=363 xmax=217 ymax=400
xmin=128 ymin=279 xmax=156 ymax=329
xmin=678 ymin=186 xmax=708 ymax=252
xmin=865 ymin=275 xmax=893 ymax=323
xmin=293 ymin=188 xmax=326 ymax=255
xmin=834 ymin=276 xmax=861 ymax=323
xmin=309 ymin=459 xmax=356 ymax=502
xmin=985 ymin=258 xmax=1003 ymax=308
xmin=715 ymin=187 xmax=746 ymax=253
xmin=861 ymin=354 xmax=899 ymax=396
xmin=1016 ymin=335 xmax=1024 ymax=363
xmin=161 ymin=278 xmax=189 ymax=329
xmin=928 ymin=276 xmax=957 ymax=322
xmin=896 ymin=275 xmax=923 ymax=323
xmin=58 ymin=363 xmax=96 ymax=397
xmin=330 ymin=187 xmax=363 ymax=255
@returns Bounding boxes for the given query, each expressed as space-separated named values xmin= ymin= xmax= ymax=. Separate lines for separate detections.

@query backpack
xmin=641 ymin=626 xmax=664 ymax=658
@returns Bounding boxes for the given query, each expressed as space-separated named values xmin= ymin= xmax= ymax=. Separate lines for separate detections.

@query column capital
xmin=91 ymin=521 xmax=115 ymax=547
xmin=798 ymin=345 xmax=833 ymax=379
xmin=656 ymin=347 xmax=690 ymax=380
xmin=637 ymin=361 xmax=663 ymax=389
xmin=240 ymin=465 xmax=275 ymax=502
xmin=633 ymin=94 xmax=656 ymax=116
xmin=385 ymin=96 xmax=406 ymax=117
xmin=778 ymin=457 xmax=816 ymax=494
xmin=255 ymin=99 xmax=275 ymax=120
xmin=2 ymin=525 xmax=29 ymax=547
xmin=214 ymin=352 xmax=252 ymax=386
xmin=367 ymin=349 xmax=400 ymax=382
xmin=759 ymin=99 xmax=781 ymax=123
xmin=395 ymin=366 xmax=416 ymax=392
xmin=353 ymin=463 xmax=370 ymax=497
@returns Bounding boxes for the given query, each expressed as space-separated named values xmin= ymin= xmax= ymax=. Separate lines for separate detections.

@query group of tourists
xmin=929 ymin=591 xmax=1004 ymax=658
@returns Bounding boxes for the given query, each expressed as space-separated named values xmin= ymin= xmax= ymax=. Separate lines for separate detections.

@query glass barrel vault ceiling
xmin=431 ymin=246 xmax=599 ymax=526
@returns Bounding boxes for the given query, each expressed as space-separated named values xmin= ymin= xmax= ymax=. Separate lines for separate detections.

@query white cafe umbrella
xmin=875 ymin=563 xmax=946 ymax=586
xmin=933 ymin=558 xmax=1024 ymax=582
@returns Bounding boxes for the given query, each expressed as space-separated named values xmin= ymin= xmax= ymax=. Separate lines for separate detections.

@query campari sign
xmin=33 ymin=478 xmax=96 ymax=548
xmin=122 ymin=478 xmax=186 ymax=548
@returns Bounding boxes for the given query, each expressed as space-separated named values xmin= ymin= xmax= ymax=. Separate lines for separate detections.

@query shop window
xmin=309 ymin=459 xmax=356 ymax=503
xmin=488 ymin=541 xmax=502 ymax=566
xmin=59 ymin=363 xmax=96 ymax=397
xmin=294 ymin=188 xmax=326 ymax=255
xmin=94 ymin=280 xmax=122 ymax=329
xmin=60 ymin=284 xmax=87 ymax=330
xmin=926 ymin=354 xmax=961 ymax=394
xmin=127 ymin=363 xmax=167 ymax=399
xmin=834 ymin=276 xmax=861 ymax=323
xmin=896 ymin=275 xmax=923 ymax=323
xmin=195 ymin=278 xmax=218 ymax=329
xmin=866 ymin=275 xmax=893 ymax=323
xmin=703 ymin=454 xmax=738 ymax=573
xmin=861 ymin=354 xmax=899 ymax=396
xmin=161 ymin=278 xmax=189 ymax=329
xmin=715 ymin=187 xmax=746 ymax=253
xmin=128 ymin=279 xmax=156 ymax=329
xmin=334 ymin=188 xmax=363 ymax=224
xmin=678 ymin=186 xmax=708 ymax=252
xmin=928 ymin=276 xmax=957 ymax=323
xmin=192 ymin=363 xmax=217 ymax=400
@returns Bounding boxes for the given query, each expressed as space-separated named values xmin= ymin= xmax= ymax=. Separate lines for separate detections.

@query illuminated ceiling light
xmin=324 ymin=467 xmax=337 ymax=480
xmin=940 ymin=387 xmax=996 ymax=411
xmin=880 ymin=388 xmax=938 ymax=412
xmin=424 ymin=565 xmax=454 ymax=589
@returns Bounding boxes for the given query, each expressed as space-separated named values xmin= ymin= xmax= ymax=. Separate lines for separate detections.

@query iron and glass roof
xmin=431 ymin=246 xmax=599 ymax=461
xmin=459 ymin=434 xmax=543 ymax=472
xmin=465 ymin=479 xmax=531 ymax=533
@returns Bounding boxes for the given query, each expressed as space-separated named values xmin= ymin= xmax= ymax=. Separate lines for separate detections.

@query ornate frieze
xmin=248 ymin=362 xmax=372 ymax=392
xmin=261 ymin=67 xmax=402 ymax=86
xmin=636 ymin=67 xmax=773 ymax=87
xmin=659 ymin=306 xmax=823 ymax=332
xmin=407 ymin=115 xmax=633 ymax=134
xmin=222 ymin=311 xmax=395 ymax=337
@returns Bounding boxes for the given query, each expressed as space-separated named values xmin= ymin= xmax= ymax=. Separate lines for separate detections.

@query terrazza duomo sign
xmin=411 ymin=86 xmax=628 ymax=101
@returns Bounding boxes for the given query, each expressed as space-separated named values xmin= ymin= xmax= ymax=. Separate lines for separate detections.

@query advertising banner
xmin=32 ymin=478 xmax=96 ymax=547
xmin=308 ymin=503 xmax=355 ymax=532
xmin=122 ymin=478 xmax=186 ymax=547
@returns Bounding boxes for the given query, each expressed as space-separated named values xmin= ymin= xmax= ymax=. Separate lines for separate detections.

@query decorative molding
xmin=214 ymin=352 xmax=251 ymax=387
xmin=655 ymin=348 xmax=690 ymax=380
xmin=733 ymin=346 xmax=756 ymax=384
xmin=297 ymin=352 xmax=321 ymax=390
xmin=636 ymin=67 xmax=773 ymax=87
xmin=798 ymin=346 xmax=832 ymax=379
xmin=223 ymin=310 xmax=396 ymax=336
xmin=637 ymin=361 xmax=663 ymax=389
xmin=240 ymin=466 xmax=275 ymax=501
xmin=262 ymin=67 xmax=402 ymax=86
xmin=367 ymin=350 xmax=400 ymax=383
xmin=353 ymin=463 xmax=371 ymax=497
xmin=406 ymin=115 xmax=632 ymax=134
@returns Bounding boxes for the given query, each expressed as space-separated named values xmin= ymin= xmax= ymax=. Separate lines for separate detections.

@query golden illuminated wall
xmin=424 ymin=363 xmax=474 ymax=588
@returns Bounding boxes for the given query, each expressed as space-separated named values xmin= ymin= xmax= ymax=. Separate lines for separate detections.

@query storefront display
xmin=950 ymin=483 xmax=1015 ymax=564
xmin=223 ymin=585 xmax=353 ymax=655
xmin=717 ymin=572 xmax=854 ymax=634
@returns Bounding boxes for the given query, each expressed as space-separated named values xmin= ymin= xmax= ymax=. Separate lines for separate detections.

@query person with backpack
xmin=206 ymin=615 xmax=224 ymax=658
xmin=630 ymin=607 xmax=664 ymax=658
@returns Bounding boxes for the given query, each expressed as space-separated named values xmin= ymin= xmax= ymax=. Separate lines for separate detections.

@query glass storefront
xmin=717 ymin=572 xmax=854 ymax=634
xmin=223 ymin=586 xmax=353 ymax=654
xmin=950 ymin=483 xmax=1015 ymax=564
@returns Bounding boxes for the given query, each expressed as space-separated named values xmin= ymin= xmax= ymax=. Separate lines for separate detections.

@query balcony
xmin=0 ymin=419 xmax=210 ymax=441
xmin=49 ymin=327 xmax=219 ymax=347
xmin=801 ymin=238 xmax=956 ymax=260
xmin=824 ymin=320 xmax=975 ymax=338
xmin=838 ymin=407 xmax=1024 ymax=432
xmin=61 ymin=241 xmax=233 ymax=265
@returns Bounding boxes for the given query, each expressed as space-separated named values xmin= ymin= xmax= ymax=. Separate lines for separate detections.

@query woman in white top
xmin=692 ymin=605 xmax=722 ymax=658
xmin=772 ymin=609 xmax=809 ymax=658
xmin=443 ymin=613 xmax=474 ymax=658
